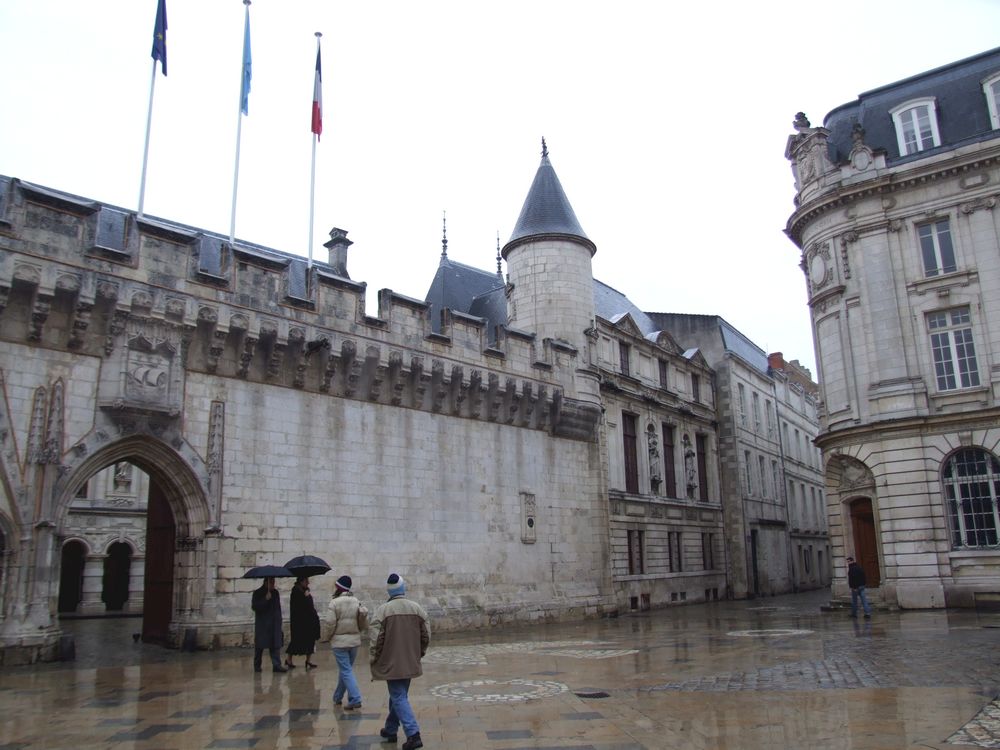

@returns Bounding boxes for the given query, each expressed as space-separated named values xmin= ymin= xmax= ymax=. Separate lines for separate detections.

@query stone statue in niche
xmin=113 ymin=461 xmax=132 ymax=491
xmin=683 ymin=433 xmax=697 ymax=499
xmin=647 ymin=425 xmax=661 ymax=492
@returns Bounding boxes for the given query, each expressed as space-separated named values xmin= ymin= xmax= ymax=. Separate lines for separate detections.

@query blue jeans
xmin=332 ymin=647 xmax=362 ymax=706
xmin=384 ymin=678 xmax=419 ymax=738
xmin=850 ymin=586 xmax=871 ymax=616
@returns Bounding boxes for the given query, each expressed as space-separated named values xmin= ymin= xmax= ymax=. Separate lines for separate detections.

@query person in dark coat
xmin=252 ymin=576 xmax=287 ymax=673
xmin=846 ymin=556 xmax=872 ymax=619
xmin=286 ymin=576 xmax=321 ymax=669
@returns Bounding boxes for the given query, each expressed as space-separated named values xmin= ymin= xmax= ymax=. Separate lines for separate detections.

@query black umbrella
xmin=284 ymin=555 xmax=331 ymax=577
xmin=243 ymin=564 xmax=295 ymax=579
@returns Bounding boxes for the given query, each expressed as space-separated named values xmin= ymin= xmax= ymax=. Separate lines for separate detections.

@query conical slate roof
xmin=504 ymin=144 xmax=593 ymax=256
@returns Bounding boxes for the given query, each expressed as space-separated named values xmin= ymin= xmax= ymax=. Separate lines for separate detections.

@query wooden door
xmin=142 ymin=479 xmax=175 ymax=643
xmin=850 ymin=498 xmax=880 ymax=587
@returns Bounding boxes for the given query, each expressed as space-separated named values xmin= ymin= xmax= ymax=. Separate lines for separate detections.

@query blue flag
xmin=151 ymin=0 xmax=167 ymax=76
xmin=240 ymin=10 xmax=252 ymax=115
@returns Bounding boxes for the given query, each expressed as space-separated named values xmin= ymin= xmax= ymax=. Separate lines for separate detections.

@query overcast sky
xmin=3 ymin=2 xmax=1000 ymax=376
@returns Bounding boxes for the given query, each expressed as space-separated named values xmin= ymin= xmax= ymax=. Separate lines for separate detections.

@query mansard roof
xmin=823 ymin=45 xmax=1000 ymax=164
xmin=646 ymin=312 xmax=770 ymax=375
xmin=594 ymin=280 xmax=657 ymax=336
xmin=503 ymin=147 xmax=595 ymax=257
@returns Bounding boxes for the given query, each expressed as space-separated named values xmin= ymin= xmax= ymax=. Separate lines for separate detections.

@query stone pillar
xmin=78 ymin=555 xmax=105 ymax=615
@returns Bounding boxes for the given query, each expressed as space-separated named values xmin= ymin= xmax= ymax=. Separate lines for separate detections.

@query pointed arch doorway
xmin=56 ymin=433 xmax=211 ymax=651
xmin=849 ymin=497 xmax=880 ymax=587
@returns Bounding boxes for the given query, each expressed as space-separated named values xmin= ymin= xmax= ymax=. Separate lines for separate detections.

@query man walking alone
xmin=846 ymin=556 xmax=872 ymax=619
xmin=370 ymin=573 xmax=430 ymax=750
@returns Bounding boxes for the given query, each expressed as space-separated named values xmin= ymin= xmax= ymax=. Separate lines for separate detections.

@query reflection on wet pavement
xmin=2 ymin=590 xmax=1000 ymax=749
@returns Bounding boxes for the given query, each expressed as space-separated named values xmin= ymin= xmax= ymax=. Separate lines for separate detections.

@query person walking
xmin=286 ymin=576 xmax=321 ymax=669
xmin=846 ymin=556 xmax=872 ymax=619
xmin=327 ymin=574 xmax=367 ymax=710
xmin=370 ymin=573 xmax=430 ymax=750
xmin=252 ymin=576 xmax=287 ymax=673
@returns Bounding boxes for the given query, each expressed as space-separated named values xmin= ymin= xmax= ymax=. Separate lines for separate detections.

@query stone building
xmin=785 ymin=46 xmax=1000 ymax=609
xmin=647 ymin=314 xmax=827 ymax=599
xmin=0 ymin=143 xmax=725 ymax=662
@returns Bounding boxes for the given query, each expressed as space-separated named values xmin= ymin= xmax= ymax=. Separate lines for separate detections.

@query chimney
xmin=324 ymin=228 xmax=353 ymax=278
xmin=768 ymin=352 xmax=785 ymax=371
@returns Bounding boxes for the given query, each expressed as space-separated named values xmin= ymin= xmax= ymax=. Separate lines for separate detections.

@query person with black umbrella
xmin=252 ymin=576 xmax=287 ymax=673
xmin=285 ymin=575 xmax=320 ymax=669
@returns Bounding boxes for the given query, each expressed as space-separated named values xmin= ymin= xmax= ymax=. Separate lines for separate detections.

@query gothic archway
xmin=58 ymin=539 xmax=88 ymax=614
xmin=52 ymin=433 xmax=211 ymax=648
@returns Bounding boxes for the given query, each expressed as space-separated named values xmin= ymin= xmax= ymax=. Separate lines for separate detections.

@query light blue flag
xmin=240 ymin=10 xmax=252 ymax=115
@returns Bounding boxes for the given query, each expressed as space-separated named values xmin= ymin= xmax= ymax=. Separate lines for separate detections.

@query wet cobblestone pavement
xmin=2 ymin=590 xmax=1000 ymax=749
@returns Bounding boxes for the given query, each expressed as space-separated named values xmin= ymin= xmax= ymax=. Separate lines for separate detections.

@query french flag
xmin=311 ymin=47 xmax=322 ymax=139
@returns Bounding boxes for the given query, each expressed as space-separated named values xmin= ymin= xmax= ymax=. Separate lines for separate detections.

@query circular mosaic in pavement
xmin=726 ymin=628 xmax=813 ymax=637
xmin=430 ymin=678 xmax=568 ymax=704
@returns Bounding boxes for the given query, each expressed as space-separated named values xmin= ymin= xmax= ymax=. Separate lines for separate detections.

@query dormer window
xmin=890 ymin=98 xmax=941 ymax=155
xmin=983 ymin=73 xmax=1000 ymax=129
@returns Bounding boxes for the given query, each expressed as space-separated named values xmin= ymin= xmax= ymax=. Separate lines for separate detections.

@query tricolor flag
xmin=240 ymin=10 xmax=252 ymax=115
xmin=151 ymin=0 xmax=167 ymax=76
xmin=311 ymin=46 xmax=323 ymax=139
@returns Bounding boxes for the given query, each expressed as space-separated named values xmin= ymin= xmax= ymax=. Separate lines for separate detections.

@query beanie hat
xmin=335 ymin=575 xmax=352 ymax=593
xmin=387 ymin=573 xmax=406 ymax=597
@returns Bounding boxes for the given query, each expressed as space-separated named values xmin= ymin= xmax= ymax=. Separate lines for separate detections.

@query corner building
xmin=785 ymin=47 xmax=1000 ymax=609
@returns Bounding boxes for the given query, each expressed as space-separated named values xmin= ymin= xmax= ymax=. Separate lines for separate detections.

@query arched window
xmin=943 ymin=448 xmax=1000 ymax=548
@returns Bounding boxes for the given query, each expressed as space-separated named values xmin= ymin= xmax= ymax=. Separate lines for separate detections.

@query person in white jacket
xmin=327 ymin=575 xmax=367 ymax=710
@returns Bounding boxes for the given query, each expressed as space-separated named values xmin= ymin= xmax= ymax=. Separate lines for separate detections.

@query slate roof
xmin=424 ymin=256 xmax=505 ymax=334
xmin=823 ymin=46 xmax=1000 ymax=164
xmin=423 ymin=261 xmax=659 ymax=343
xmin=504 ymin=153 xmax=593 ymax=254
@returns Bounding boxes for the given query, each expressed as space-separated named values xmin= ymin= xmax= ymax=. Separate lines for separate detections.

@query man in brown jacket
xmin=369 ymin=573 xmax=430 ymax=750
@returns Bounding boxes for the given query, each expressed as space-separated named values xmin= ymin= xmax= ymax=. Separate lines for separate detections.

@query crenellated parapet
xmin=0 ymin=176 xmax=600 ymax=442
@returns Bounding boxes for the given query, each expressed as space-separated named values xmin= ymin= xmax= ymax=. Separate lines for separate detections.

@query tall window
xmin=758 ymin=455 xmax=768 ymax=498
xmin=752 ymin=392 xmax=761 ymax=433
xmin=662 ymin=424 xmax=677 ymax=498
xmin=794 ymin=429 xmax=802 ymax=461
xmin=928 ymin=307 xmax=980 ymax=391
xmin=658 ymin=359 xmax=668 ymax=389
xmin=619 ymin=342 xmax=631 ymax=377
xmin=984 ymin=73 xmax=1000 ymax=129
xmin=623 ymin=412 xmax=639 ymax=493
xmin=701 ymin=533 xmax=715 ymax=570
xmin=918 ymin=219 xmax=956 ymax=277
xmin=738 ymin=383 xmax=747 ymax=426
xmin=943 ymin=448 xmax=1000 ymax=548
xmin=891 ymin=98 xmax=940 ymax=155
xmin=772 ymin=460 xmax=781 ymax=500
xmin=744 ymin=450 xmax=753 ymax=495
xmin=696 ymin=434 xmax=709 ymax=501
xmin=765 ymin=400 xmax=775 ymax=437
xmin=627 ymin=529 xmax=645 ymax=574
xmin=668 ymin=531 xmax=683 ymax=572
xmin=691 ymin=373 xmax=701 ymax=403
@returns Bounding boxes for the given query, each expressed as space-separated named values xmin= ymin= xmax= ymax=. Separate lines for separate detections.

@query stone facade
xmin=647 ymin=315 xmax=828 ymax=599
xmin=785 ymin=47 xmax=1000 ymax=609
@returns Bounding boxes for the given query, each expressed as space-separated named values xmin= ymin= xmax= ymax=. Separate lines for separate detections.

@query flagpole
xmin=230 ymin=0 xmax=251 ymax=246
xmin=138 ymin=62 xmax=157 ymax=219
xmin=308 ymin=32 xmax=322 ymax=271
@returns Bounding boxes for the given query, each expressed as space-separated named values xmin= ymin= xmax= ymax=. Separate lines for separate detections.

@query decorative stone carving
xmin=164 ymin=297 xmax=186 ymax=319
xmin=68 ymin=301 xmax=93 ymax=349
xmin=28 ymin=294 xmax=51 ymax=341
xmin=647 ymin=424 xmax=661 ymax=491
xmin=43 ymin=380 xmax=64 ymax=463
xmin=959 ymin=195 xmax=998 ymax=214
xmin=839 ymin=232 xmax=856 ymax=280
xmin=27 ymin=386 xmax=47 ymax=464
xmin=807 ymin=242 xmax=833 ymax=292
xmin=238 ymin=335 xmax=257 ymax=379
